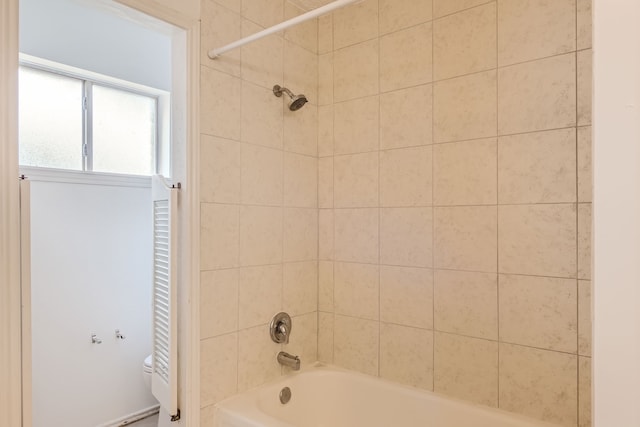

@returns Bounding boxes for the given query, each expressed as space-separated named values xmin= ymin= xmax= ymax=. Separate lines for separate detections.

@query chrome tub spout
xmin=277 ymin=351 xmax=300 ymax=370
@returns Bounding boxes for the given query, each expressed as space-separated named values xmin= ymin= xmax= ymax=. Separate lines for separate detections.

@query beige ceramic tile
xmin=318 ymin=157 xmax=333 ymax=208
xmin=318 ymin=105 xmax=334 ymax=157
xmin=434 ymin=269 xmax=497 ymax=340
xmin=241 ymin=0 xmax=283 ymax=28
xmin=201 ymin=0 xmax=241 ymax=76
xmin=284 ymin=40 xmax=318 ymax=103
xmin=380 ymin=84 xmax=433 ymax=150
xmin=434 ymin=3 xmax=497 ymax=80
xmin=578 ymin=204 xmax=592 ymax=280
xmin=284 ymin=208 xmax=318 ymax=262
xmin=284 ymin=102 xmax=318 ymax=156
xmin=200 ymin=67 xmax=241 ymax=140
xmin=498 ymin=204 xmax=577 ymax=278
xmin=499 ymin=274 xmax=577 ymax=353
xmin=334 ymin=96 xmax=380 ymax=155
xmin=578 ymin=49 xmax=592 ymax=126
xmin=498 ymin=53 xmax=576 ymax=135
xmin=577 ymin=0 xmax=592 ymax=50
xmin=334 ymin=40 xmax=379 ymax=102
xmin=579 ymin=356 xmax=592 ymax=427
xmin=434 ymin=332 xmax=498 ymax=407
xmin=238 ymin=264 xmax=282 ymax=329
xmin=283 ymin=1 xmax=318 ymax=53
xmin=334 ymin=209 xmax=378 ymax=264
xmin=284 ymin=312 xmax=318 ymax=369
xmin=497 ymin=0 xmax=575 ymax=66
xmin=241 ymin=143 xmax=283 ymax=206
xmin=334 ymin=262 xmax=379 ymax=320
xmin=319 ymin=209 xmax=334 ymax=260
xmin=318 ymin=312 xmax=334 ymax=363
xmin=333 ymin=0 xmax=378 ymax=49
xmin=214 ymin=0 xmax=240 ymax=12
xmin=319 ymin=261 xmax=334 ymax=312
xmin=239 ymin=206 xmax=283 ymax=266
xmin=200 ymin=135 xmax=241 ymax=204
xmin=334 ymin=152 xmax=379 ymax=207
xmin=380 ymin=324 xmax=434 ymax=390
xmin=200 ymin=405 xmax=215 ymax=427
xmin=380 ymin=146 xmax=433 ymax=207
xmin=380 ymin=208 xmax=434 ymax=268
xmin=318 ymin=53 xmax=333 ymax=106
xmin=241 ymin=82 xmax=283 ymax=150
xmin=201 ymin=203 xmax=239 ymax=270
xmin=434 ymin=0 xmax=491 ymax=18
xmin=434 ymin=206 xmax=498 ymax=272
xmin=200 ymin=333 xmax=238 ymax=406
xmin=433 ymin=138 xmax=497 ymax=206
xmin=498 ymin=128 xmax=576 ymax=204
xmin=318 ymin=14 xmax=333 ymax=54
xmin=379 ymin=0 xmax=433 ymax=34
xmin=334 ymin=315 xmax=379 ymax=376
xmin=238 ymin=324 xmax=282 ymax=391
xmin=241 ymin=20 xmax=283 ymax=90
xmin=578 ymin=127 xmax=592 ymax=203
xmin=499 ymin=343 xmax=578 ymax=426
xmin=380 ymin=266 xmax=433 ymax=329
xmin=200 ymin=269 xmax=239 ymax=339
xmin=284 ymin=153 xmax=317 ymax=208
xmin=578 ymin=280 xmax=592 ymax=356
xmin=283 ymin=261 xmax=318 ymax=316
xmin=380 ymin=23 xmax=433 ymax=93
xmin=434 ymin=70 xmax=497 ymax=143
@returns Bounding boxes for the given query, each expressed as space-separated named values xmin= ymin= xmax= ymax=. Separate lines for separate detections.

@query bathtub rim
xmin=212 ymin=363 xmax=560 ymax=427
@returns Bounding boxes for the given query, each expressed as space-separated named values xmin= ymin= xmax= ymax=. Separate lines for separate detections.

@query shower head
xmin=273 ymin=85 xmax=308 ymax=111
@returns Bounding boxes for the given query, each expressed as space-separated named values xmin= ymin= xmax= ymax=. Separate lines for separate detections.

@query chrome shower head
xmin=273 ymin=85 xmax=308 ymax=111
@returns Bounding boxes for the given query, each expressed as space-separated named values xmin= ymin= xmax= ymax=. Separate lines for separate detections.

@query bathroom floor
xmin=128 ymin=414 xmax=158 ymax=427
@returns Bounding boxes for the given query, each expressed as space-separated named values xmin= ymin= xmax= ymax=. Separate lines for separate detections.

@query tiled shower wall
xmin=316 ymin=1 xmax=592 ymax=427
xmin=197 ymin=0 xmax=320 ymax=423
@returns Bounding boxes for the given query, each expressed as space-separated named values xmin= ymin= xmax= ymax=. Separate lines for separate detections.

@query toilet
xmin=142 ymin=354 xmax=172 ymax=427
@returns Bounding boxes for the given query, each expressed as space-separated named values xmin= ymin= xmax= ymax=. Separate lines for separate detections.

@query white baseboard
xmin=97 ymin=405 xmax=160 ymax=427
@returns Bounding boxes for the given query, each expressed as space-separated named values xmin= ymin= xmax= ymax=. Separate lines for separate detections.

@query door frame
xmin=0 ymin=1 xmax=201 ymax=425
xmin=0 ymin=0 xmax=22 ymax=426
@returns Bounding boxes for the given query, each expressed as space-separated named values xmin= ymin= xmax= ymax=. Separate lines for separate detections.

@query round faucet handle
xmin=270 ymin=312 xmax=292 ymax=344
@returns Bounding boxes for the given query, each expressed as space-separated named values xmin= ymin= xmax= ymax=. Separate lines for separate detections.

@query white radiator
xmin=151 ymin=175 xmax=179 ymax=421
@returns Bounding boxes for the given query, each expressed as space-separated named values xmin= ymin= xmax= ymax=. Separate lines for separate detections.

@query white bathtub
xmin=214 ymin=365 xmax=558 ymax=427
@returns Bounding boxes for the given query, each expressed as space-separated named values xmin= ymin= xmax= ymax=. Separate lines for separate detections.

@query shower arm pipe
xmin=208 ymin=0 xmax=362 ymax=59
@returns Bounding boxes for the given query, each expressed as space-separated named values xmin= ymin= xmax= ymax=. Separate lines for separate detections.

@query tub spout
xmin=277 ymin=351 xmax=300 ymax=370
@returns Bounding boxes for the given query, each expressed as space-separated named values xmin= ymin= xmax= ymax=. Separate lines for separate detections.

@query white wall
xmin=29 ymin=180 xmax=156 ymax=427
xmin=593 ymin=0 xmax=640 ymax=425
xmin=19 ymin=0 xmax=172 ymax=90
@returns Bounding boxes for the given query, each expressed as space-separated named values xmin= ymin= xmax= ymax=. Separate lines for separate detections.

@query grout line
xmin=330 ymin=8 xmax=336 ymax=366
xmin=236 ymin=76 xmax=243 ymax=393
xmin=246 ymin=260 xmax=583 ymax=284
xmin=376 ymin=0 xmax=381 ymax=379
xmin=315 ymin=10 xmax=322 ymax=363
xmin=279 ymin=16 xmax=286 ymax=377
xmin=433 ymin=0 xmax=496 ymax=21
xmin=318 ymin=202 xmax=580 ymax=210
xmin=574 ymin=1 xmax=581 ymax=423
xmin=431 ymin=0 xmax=436 ymax=394
xmin=314 ymin=124 xmax=581 ymax=158
xmin=495 ymin=0 xmax=501 ymax=407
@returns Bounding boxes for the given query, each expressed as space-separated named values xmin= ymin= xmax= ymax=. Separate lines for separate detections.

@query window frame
xmin=18 ymin=54 xmax=170 ymax=180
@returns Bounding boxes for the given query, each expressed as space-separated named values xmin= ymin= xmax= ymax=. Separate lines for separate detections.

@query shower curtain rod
xmin=208 ymin=0 xmax=362 ymax=59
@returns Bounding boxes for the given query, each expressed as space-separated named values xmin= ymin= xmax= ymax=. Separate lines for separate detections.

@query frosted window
xmin=19 ymin=67 xmax=83 ymax=170
xmin=92 ymin=85 xmax=156 ymax=176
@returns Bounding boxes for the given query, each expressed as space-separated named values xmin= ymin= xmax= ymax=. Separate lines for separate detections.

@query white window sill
xmin=19 ymin=166 xmax=152 ymax=188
